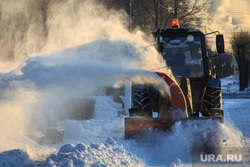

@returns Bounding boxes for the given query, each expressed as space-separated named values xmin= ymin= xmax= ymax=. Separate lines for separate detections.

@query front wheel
xmin=129 ymin=85 xmax=152 ymax=117
xmin=202 ymin=86 xmax=223 ymax=118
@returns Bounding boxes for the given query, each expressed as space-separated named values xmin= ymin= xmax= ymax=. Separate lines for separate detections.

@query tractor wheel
xmin=202 ymin=87 xmax=223 ymax=117
xmin=129 ymin=85 xmax=152 ymax=117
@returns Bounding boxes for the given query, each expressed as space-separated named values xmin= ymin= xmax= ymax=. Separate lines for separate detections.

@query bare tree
xmin=231 ymin=30 xmax=250 ymax=90
xmin=209 ymin=52 xmax=235 ymax=78
xmin=102 ymin=0 xmax=212 ymax=31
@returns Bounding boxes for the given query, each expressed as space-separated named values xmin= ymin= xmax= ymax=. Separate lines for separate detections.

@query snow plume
xmin=0 ymin=0 xmax=165 ymax=71
xmin=123 ymin=119 xmax=220 ymax=166
xmin=0 ymin=0 xmax=170 ymax=160
xmin=206 ymin=0 xmax=250 ymax=51
xmin=122 ymin=118 xmax=244 ymax=166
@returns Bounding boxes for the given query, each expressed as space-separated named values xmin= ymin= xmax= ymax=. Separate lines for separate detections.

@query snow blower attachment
xmin=125 ymin=19 xmax=225 ymax=145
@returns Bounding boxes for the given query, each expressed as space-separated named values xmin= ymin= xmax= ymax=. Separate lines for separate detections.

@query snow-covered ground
xmin=41 ymin=94 xmax=250 ymax=167
xmin=0 ymin=96 xmax=249 ymax=167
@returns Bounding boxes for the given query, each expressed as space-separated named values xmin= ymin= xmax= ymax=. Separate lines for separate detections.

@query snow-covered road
xmin=0 ymin=95 xmax=248 ymax=167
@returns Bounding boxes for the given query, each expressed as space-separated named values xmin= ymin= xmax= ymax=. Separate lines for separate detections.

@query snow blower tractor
xmin=125 ymin=19 xmax=225 ymax=144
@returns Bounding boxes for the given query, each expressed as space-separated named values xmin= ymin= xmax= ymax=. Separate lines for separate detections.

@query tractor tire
xmin=130 ymin=86 xmax=152 ymax=117
xmin=129 ymin=84 xmax=171 ymax=118
xmin=202 ymin=87 xmax=223 ymax=118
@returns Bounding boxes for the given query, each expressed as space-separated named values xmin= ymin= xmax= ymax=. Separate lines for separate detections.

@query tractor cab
xmin=162 ymin=34 xmax=204 ymax=78
xmin=153 ymin=19 xmax=224 ymax=80
xmin=153 ymin=20 xmax=208 ymax=79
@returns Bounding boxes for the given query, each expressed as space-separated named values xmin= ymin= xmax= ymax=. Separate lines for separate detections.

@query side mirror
xmin=216 ymin=34 xmax=225 ymax=53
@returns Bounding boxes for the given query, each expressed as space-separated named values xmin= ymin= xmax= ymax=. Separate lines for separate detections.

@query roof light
xmin=172 ymin=19 xmax=179 ymax=28
xmin=187 ymin=35 xmax=194 ymax=42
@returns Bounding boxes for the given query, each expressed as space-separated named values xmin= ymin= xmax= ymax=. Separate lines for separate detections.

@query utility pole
xmin=175 ymin=0 xmax=178 ymax=19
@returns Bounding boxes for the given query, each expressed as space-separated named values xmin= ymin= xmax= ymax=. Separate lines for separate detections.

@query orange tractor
xmin=125 ymin=19 xmax=225 ymax=143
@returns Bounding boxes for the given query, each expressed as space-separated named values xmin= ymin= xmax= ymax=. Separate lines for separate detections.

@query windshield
xmin=162 ymin=36 xmax=204 ymax=78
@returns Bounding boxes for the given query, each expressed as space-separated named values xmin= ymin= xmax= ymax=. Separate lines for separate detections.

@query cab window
xmin=162 ymin=36 xmax=204 ymax=78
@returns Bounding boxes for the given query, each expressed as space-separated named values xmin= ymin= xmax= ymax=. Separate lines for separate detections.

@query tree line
xmin=231 ymin=31 xmax=250 ymax=91
xmin=102 ymin=0 xmax=211 ymax=31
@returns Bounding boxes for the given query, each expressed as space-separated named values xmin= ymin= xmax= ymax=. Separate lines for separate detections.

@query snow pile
xmin=222 ymin=99 xmax=250 ymax=147
xmin=44 ymin=137 xmax=144 ymax=167
xmin=45 ymin=117 xmax=239 ymax=166
xmin=58 ymin=96 xmax=124 ymax=144
xmin=0 ymin=149 xmax=32 ymax=167
xmin=221 ymin=75 xmax=239 ymax=93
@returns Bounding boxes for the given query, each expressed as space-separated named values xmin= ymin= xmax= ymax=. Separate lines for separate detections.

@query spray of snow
xmin=0 ymin=0 xmax=163 ymax=70
xmin=0 ymin=0 xmax=172 ymax=160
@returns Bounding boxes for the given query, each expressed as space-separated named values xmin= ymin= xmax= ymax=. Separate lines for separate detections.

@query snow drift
xmin=44 ymin=138 xmax=145 ymax=167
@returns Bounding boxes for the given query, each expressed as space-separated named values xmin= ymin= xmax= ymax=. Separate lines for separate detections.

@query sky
xmin=206 ymin=0 xmax=250 ymax=51
xmin=210 ymin=0 xmax=250 ymax=30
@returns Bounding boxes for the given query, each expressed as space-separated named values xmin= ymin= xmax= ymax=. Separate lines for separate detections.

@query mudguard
xmin=156 ymin=72 xmax=187 ymax=109
xmin=207 ymin=78 xmax=221 ymax=87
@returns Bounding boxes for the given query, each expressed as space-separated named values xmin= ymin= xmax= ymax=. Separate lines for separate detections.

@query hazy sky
xmin=209 ymin=0 xmax=250 ymax=32
xmin=204 ymin=0 xmax=250 ymax=51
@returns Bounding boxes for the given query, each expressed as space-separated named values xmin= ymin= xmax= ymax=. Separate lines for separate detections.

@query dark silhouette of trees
xmin=209 ymin=52 xmax=235 ymax=78
xmin=102 ymin=0 xmax=212 ymax=31
xmin=231 ymin=31 xmax=250 ymax=90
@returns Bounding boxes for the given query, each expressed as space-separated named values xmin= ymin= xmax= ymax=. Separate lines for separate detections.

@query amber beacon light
xmin=172 ymin=19 xmax=179 ymax=28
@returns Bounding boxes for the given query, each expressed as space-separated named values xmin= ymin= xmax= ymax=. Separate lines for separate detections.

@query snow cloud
xmin=206 ymin=0 xmax=250 ymax=51
xmin=0 ymin=0 xmax=164 ymax=70
xmin=0 ymin=0 xmax=170 ymax=159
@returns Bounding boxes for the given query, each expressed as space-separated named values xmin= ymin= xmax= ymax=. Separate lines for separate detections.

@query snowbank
xmin=43 ymin=137 xmax=145 ymax=167
xmin=221 ymin=75 xmax=240 ymax=92
xmin=46 ymin=118 xmax=239 ymax=167
xmin=0 ymin=149 xmax=32 ymax=167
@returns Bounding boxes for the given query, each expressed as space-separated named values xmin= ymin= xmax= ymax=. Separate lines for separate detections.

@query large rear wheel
xmin=202 ymin=86 xmax=223 ymax=118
